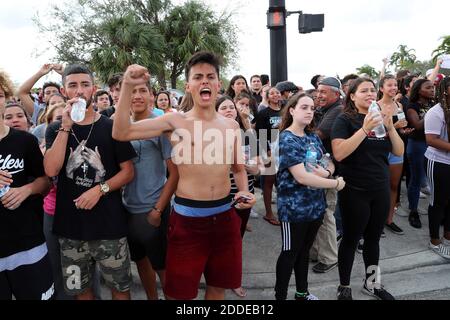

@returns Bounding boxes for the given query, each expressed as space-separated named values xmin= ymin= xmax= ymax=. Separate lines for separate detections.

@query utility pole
xmin=267 ymin=1 xmax=324 ymax=86
xmin=267 ymin=0 xmax=288 ymax=86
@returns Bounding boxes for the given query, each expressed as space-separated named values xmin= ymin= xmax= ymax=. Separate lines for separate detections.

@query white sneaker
xmin=396 ymin=206 xmax=409 ymax=217
xmin=419 ymin=192 xmax=427 ymax=199
xmin=429 ymin=242 xmax=450 ymax=260
xmin=250 ymin=209 xmax=259 ymax=218
xmin=305 ymin=294 xmax=319 ymax=300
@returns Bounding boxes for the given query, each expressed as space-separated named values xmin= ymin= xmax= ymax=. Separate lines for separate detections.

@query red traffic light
xmin=267 ymin=9 xmax=286 ymax=29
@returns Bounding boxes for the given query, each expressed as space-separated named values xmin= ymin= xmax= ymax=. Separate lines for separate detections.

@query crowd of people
xmin=0 ymin=51 xmax=449 ymax=301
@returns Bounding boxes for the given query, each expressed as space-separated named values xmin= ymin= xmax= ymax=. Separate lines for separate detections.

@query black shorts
xmin=0 ymin=253 xmax=54 ymax=300
xmin=127 ymin=206 xmax=170 ymax=270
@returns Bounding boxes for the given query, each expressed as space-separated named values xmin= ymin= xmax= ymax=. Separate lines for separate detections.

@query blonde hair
xmin=45 ymin=102 xmax=65 ymax=125
xmin=0 ymin=70 xmax=15 ymax=99
xmin=38 ymin=93 xmax=66 ymax=125
xmin=178 ymin=92 xmax=194 ymax=113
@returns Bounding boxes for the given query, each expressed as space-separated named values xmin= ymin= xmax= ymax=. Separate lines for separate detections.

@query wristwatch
xmin=99 ymin=182 xmax=110 ymax=195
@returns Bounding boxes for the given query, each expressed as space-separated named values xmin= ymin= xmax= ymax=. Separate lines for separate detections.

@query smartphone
xmin=231 ymin=195 xmax=253 ymax=207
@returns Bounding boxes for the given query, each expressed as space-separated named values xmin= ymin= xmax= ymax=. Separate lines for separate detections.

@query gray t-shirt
xmin=317 ymin=101 xmax=343 ymax=153
xmin=122 ymin=115 xmax=172 ymax=214
xmin=424 ymin=104 xmax=450 ymax=165
xmin=32 ymin=101 xmax=46 ymax=126
xmin=31 ymin=123 xmax=47 ymax=145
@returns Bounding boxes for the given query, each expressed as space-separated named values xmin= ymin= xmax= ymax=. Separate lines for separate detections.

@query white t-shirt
xmin=424 ymin=104 xmax=450 ymax=165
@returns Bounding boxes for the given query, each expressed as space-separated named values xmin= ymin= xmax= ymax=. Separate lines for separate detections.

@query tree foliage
xmin=356 ymin=64 xmax=379 ymax=79
xmin=389 ymin=44 xmax=417 ymax=71
xmin=34 ymin=0 xmax=238 ymax=88
xmin=432 ymin=35 xmax=450 ymax=60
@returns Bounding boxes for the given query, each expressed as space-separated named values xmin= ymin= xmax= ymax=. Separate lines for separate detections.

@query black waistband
xmin=174 ymin=195 xmax=232 ymax=208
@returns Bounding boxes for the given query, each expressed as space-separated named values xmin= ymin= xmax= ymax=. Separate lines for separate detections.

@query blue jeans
xmin=406 ymin=139 xmax=427 ymax=211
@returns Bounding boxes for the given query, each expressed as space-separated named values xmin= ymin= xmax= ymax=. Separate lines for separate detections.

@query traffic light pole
xmin=269 ymin=0 xmax=288 ymax=86
xmin=267 ymin=1 xmax=324 ymax=86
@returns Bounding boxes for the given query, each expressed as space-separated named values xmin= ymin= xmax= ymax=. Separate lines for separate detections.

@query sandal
xmin=263 ymin=216 xmax=280 ymax=226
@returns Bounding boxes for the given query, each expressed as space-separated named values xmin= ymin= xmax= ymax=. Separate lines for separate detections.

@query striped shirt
xmin=230 ymin=172 xmax=255 ymax=196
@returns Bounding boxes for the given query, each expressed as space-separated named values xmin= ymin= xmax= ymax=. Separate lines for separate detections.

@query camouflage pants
xmin=59 ymin=237 xmax=131 ymax=295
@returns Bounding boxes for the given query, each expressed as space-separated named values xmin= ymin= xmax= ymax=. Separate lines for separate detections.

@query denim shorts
xmin=388 ymin=153 xmax=403 ymax=165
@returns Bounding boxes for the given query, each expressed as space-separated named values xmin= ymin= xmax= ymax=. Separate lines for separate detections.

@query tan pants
xmin=310 ymin=188 xmax=338 ymax=265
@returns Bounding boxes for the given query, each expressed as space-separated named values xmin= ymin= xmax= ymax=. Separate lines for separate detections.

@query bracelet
xmin=326 ymin=169 xmax=332 ymax=178
xmin=152 ymin=207 xmax=163 ymax=214
xmin=361 ymin=127 xmax=368 ymax=136
xmin=58 ymin=127 xmax=71 ymax=133
xmin=335 ymin=179 xmax=340 ymax=190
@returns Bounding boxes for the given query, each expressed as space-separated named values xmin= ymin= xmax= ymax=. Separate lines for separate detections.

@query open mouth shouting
xmin=200 ymin=88 xmax=212 ymax=102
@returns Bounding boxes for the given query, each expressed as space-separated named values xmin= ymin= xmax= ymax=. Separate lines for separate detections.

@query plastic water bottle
xmin=397 ymin=107 xmax=406 ymax=121
xmin=71 ymin=98 xmax=87 ymax=122
xmin=0 ymin=185 xmax=10 ymax=198
xmin=368 ymin=101 xmax=386 ymax=138
xmin=305 ymin=143 xmax=318 ymax=172
xmin=320 ymin=153 xmax=332 ymax=169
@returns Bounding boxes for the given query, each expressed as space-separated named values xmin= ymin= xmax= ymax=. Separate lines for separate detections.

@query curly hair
xmin=0 ymin=70 xmax=15 ymax=99
xmin=437 ymin=77 xmax=450 ymax=140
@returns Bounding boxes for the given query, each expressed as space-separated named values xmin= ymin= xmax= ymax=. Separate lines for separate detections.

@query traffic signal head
xmin=298 ymin=13 xmax=324 ymax=33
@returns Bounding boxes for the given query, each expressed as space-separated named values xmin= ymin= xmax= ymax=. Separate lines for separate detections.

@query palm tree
xmin=90 ymin=14 xmax=163 ymax=84
xmin=389 ymin=45 xmax=417 ymax=70
xmin=432 ymin=35 xmax=450 ymax=60
xmin=356 ymin=65 xmax=379 ymax=79
xmin=161 ymin=0 xmax=237 ymax=88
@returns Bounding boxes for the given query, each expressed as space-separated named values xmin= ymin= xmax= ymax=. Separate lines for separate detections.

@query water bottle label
xmin=71 ymin=99 xmax=87 ymax=122
xmin=0 ymin=185 xmax=10 ymax=198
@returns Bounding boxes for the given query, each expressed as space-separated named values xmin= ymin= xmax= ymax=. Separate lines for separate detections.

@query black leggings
xmin=338 ymin=186 xmax=389 ymax=286
xmin=0 ymin=253 xmax=54 ymax=300
xmin=275 ymin=218 xmax=322 ymax=300
xmin=425 ymin=158 xmax=450 ymax=240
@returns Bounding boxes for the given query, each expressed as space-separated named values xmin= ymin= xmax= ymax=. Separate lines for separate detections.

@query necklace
xmin=70 ymin=114 xmax=96 ymax=151
xmin=70 ymin=114 xmax=96 ymax=178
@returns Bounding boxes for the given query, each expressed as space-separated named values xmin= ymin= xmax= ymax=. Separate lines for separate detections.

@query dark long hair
xmin=5 ymin=102 xmax=33 ymax=127
xmin=377 ymin=74 xmax=396 ymax=100
xmin=399 ymin=74 xmax=417 ymax=96
xmin=437 ymin=77 xmax=450 ymax=140
xmin=409 ymin=79 xmax=432 ymax=104
xmin=225 ymin=75 xmax=249 ymax=99
xmin=279 ymin=93 xmax=315 ymax=133
xmin=343 ymin=77 xmax=376 ymax=119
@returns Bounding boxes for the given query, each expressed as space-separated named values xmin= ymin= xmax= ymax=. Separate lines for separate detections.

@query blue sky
xmin=1 ymin=0 xmax=449 ymax=88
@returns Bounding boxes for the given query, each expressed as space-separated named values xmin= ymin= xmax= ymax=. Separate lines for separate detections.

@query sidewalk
xmin=229 ymin=181 xmax=450 ymax=300
xmin=105 ymin=181 xmax=450 ymax=300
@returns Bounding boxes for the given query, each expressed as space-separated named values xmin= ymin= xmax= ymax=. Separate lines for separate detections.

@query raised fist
xmin=123 ymin=64 xmax=150 ymax=87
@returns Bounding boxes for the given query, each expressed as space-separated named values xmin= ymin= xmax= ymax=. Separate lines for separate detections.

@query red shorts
xmin=164 ymin=208 xmax=242 ymax=300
